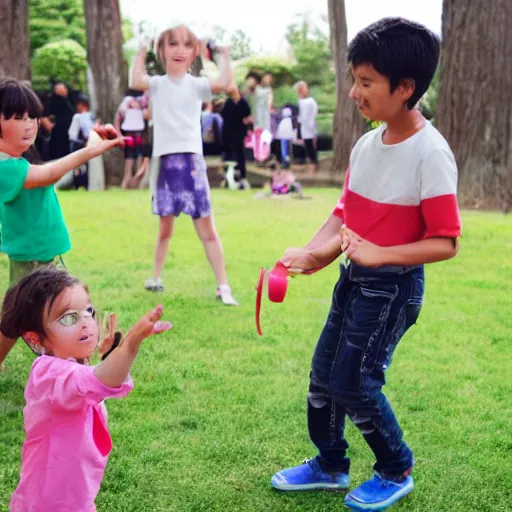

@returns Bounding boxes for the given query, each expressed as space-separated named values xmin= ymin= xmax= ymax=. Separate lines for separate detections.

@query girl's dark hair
xmin=0 ymin=78 xmax=43 ymax=121
xmin=347 ymin=17 xmax=440 ymax=109
xmin=0 ymin=268 xmax=81 ymax=340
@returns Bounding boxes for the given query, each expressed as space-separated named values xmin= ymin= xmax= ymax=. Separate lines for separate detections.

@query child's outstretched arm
xmin=94 ymin=305 xmax=170 ymax=388
xmin=24 ymin=129 xmax=123 ymax=189
xmin=210 ymin=47 xmax=233 ymax=93
xmin=130 ymin=43 xmax=150 ymax=91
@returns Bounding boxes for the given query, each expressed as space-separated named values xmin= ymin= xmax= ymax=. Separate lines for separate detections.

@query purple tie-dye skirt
xmin=152 ymin=153 xmax=212 ymax=219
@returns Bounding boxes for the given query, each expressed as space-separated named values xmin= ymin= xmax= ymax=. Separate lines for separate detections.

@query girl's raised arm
xmin=209 ymin=47 xmax=233 ymax=94
xmin=130 ymin=43 xmax=150 ymax=91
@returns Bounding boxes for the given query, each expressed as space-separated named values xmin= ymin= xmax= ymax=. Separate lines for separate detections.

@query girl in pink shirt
xmin=1 ymin=267 xmax=172 ymax=512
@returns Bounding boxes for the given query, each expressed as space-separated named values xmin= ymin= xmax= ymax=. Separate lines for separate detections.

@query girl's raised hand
xmin=124 ymin=305 xmax=172 ymax=344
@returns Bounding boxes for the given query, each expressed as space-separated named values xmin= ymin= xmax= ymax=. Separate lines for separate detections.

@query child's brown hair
xmin=154 ymin=25 xmax=200 ymax=69
xmin=0 ymin=267 xmax=82 ymax=341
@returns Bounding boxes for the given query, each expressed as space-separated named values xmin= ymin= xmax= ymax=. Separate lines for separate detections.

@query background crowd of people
xmin=29 ymin=69 xmax=320 ymax=194
xmin=200 ymin=74 xmax=320 ymax=191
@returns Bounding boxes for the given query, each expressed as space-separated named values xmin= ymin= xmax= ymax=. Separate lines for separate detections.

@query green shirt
xmin=0 ymin=154 xmax=70 ymax=261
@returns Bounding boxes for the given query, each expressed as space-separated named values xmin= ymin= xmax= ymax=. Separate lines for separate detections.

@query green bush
xmin=366 ymin=119 xmax=383 ymax=131
xmin=234 ymin=56 xmax=295 ymax=88
xmin=29 ymin=18 xmax=70 ymax=53
xmin=286 ymin=15 xmax=334 ymax=88
xmin=310 ymin=84 xmax=336 ymax=115
xmin=29 ymin=0 xmax=86 ymax=55
xmin=291 ymin=42 xmax=334 ymax=88
xmin=145 ymin=46 xmax=165 ymax=77
xmin=317 ymin=114 xmax=334 ymax=136
xmin=31 ymin=39 xmax=87 ymax=91
xmin=421 ymin=65 xmax=440 ymax=120
xmin=272 ymin=86 xmax=297 ymax=109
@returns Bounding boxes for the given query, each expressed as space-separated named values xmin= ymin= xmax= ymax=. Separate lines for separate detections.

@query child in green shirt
xmin=0 ymin=78 xmax=124 ymax=368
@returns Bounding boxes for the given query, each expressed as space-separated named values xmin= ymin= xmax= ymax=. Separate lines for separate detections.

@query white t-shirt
xmin=149 ymin=74 xmax=212 ymax=156
xmin=68 ymin=112 xmax=94 ymax=142
xmin=276 ymin=118 xmax=294 ymax=140
xmin=333 ymin=121 xmax=461 ymax=246
xmin=298 ymin=97 xmax=318 ymax=139
xmin=121 ymin=108 xmax=145 ymax=132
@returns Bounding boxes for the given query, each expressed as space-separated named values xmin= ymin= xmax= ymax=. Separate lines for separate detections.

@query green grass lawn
xmin=1 ymin=189 xmax=511 ymax=511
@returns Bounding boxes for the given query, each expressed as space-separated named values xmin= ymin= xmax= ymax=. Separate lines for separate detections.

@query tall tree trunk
xmin=437 ymin=0 xmax=512 ymax=210
xmin=328 ymin=0 xmax=365 ymax=180
xmin=84 ymin=0 xmax=127 ymax=187
xmin=0 ymin=0 xmax=30 ymax=80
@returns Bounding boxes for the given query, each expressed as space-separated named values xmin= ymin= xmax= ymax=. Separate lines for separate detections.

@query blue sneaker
xmin=271 ymin=458 xmax=350 ymax=491
xmin=344 ymin=474 xmax=414 ymax=511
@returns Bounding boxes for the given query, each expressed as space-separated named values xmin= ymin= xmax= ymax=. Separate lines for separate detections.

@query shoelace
xmin=376 ymin=474 xmax=404 ymax=488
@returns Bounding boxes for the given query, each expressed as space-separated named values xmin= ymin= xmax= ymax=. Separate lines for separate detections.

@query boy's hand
xmin=341 ymin=226 xmax=387 ymax=268
xmin=87 ymin=124 xmax=124 ymax=155
xmin=124 ymin=305 xmax=172 ymax=344
xmin=281 ymin=247 xmax=322 ymax=275
xmin=92 ymin=123 xmax=118 ymax=140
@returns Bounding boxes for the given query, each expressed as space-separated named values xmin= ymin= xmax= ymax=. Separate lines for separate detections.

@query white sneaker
xmin=144 ymin=278 xmax=164 ymax=292
xmin=216 ymin=284 xmax=239 ymax=306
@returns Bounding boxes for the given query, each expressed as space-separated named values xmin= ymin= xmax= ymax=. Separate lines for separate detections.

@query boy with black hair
xmin=68 ymin=94 xmax=95 ymax=190
xmin=271 ymin=18 xmax=461 ymax=511
xmin=0 ymin=78 xmax=123 ymax=368
xmin=68 ymin=94 xmax=94 ymax=152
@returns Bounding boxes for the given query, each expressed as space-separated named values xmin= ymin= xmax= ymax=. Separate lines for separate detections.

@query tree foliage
xmin=420 ymin=65 xmax=440 ymax=120
xmin=122 ymin=17 xmax=134 ymax=44
xmin=31 ymin=38 xmax=87 ymax=91
xmin=234 ymin=56 xmax=295 ymax=88
xmin=145 ymin=44 xmax=165 ymax=76
xmin=230 ymin=29 xmax=253 ymax=61
xmin=29 ymin=0 xmax=86 ymax=54
xmin=209 ymin=25 xmax=253 ymax=60
xmin=286 ymin=13 xmax=334 ymax=87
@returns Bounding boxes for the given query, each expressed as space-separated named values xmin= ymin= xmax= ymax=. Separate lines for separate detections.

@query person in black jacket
xmin=221 ymin=84 xmax=251 ymax=189
xmin=40 ymin=82 xmax=74 ymax=160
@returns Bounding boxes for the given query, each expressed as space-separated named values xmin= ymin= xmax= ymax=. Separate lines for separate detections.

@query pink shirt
xmin=10 ymin=356 xmax=133 ymax=512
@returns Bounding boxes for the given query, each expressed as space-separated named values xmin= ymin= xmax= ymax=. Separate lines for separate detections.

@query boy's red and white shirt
xmin=333 ymin=122 xmax=461 ymax=246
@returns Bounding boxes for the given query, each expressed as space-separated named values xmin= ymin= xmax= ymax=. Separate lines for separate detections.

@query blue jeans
xmin=280 ymin=139 xmax=290 ymax=162
xmin=308 ymin=263 xmax=424 ymax=478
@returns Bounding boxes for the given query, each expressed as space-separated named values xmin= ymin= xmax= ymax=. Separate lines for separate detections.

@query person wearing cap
xmin=68 ymin=94 xmax=95 ymax=190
